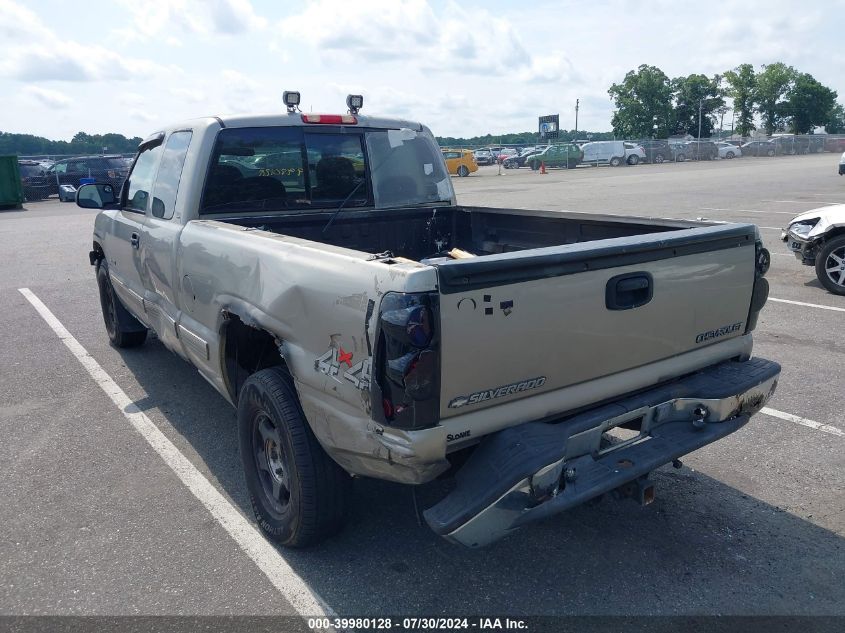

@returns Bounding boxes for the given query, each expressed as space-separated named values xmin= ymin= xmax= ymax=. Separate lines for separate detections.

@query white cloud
xmin=23 ymin=85 xmax=72 ymax=109
xmin=279 ymin=0 xmax=534 ymax=77
xmin=129 ymin=108 xmax=156 ymax=122
xmin=114 ymin=0 xmax=265 ymax=42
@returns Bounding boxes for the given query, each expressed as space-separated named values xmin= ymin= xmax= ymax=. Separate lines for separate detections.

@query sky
xmin=1 ymin=0 xmax=844 ymax=141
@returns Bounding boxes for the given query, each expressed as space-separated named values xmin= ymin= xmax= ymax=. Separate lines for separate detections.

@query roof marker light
xmin=301 ymin=114 xmax=357 ymax=124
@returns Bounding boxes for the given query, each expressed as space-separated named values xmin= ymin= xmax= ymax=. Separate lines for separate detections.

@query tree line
xmin=0 ymin=131 xmax=143 ymax=156
xmin=609 ymin=63 xmax=845 ymax=140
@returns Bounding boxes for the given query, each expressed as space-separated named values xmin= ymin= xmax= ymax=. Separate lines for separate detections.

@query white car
xmin=782 ymin=204 xmax=845 ymax=295
xmin=838 ymin=151 xmax=845 ymax=175
xmin=717 ymin=142 xmax=742 ymax=159
xmin=623 ymin=142 xmax=646 ymax=165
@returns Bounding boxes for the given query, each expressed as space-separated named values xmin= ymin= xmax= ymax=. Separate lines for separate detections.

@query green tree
xmin=608 ymin=65 xmax=674 ymax=138
xmin=724 ymin=63 xmax=756 ymax=137
xmin=671 ymin=74 xmax=725 ymax=137
xmin=755 ymin=63 xmax=797 ymax=135
xmin=784 ymin=73 xmax=837 ymax=133
xmin=824 ymin=103 xmax=845 ymax=134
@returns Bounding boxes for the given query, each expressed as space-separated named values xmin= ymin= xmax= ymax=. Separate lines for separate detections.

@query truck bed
xmin=221 ymin=206 xmax=707 ymax=262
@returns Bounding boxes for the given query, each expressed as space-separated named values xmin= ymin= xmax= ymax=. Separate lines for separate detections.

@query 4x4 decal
xmin=315 ymin=346 xmax=371 ymax=390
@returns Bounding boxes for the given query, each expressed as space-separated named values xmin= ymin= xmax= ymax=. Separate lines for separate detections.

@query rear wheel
xmin=767 ymin=149 xmax=775 ymax=157
xmin=238 ymin=367 xmax=351 ymax=546
xmin=96 ymin=260 xmax=147 ymax=348
xmin=457 ymin=165 xmax=469 ymax=177
xmin=654 ymin=153 xmax=665 ymax=164
xmin=567 ymin=160 xmax=578 ymax=169
xmin=530 ymin=162 xmax=539 ymax=171
xmin=609 ymin=156 xmax=622 ymax=167
xmin=627 ymin=155 xmax=639 ymax=165
xmin=726 ymin=151 xmax=735 ymax=159
xmin=815 ymin=236 xmax=845 ymax=296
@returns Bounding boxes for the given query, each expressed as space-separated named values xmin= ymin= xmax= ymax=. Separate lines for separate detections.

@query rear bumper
xmin=423 ymin=357 xmax=780 ymax=547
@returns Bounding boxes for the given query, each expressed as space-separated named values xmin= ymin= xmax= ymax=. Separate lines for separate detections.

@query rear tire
xmin=609 ymin=157 xmax=622 ymax=167
xmin=530 ymin=162 xmax=539 ymax=171
xmin=767 ymin=149 xmax=775 ymax=157
xmin=815 ymin=236 xmax=845 ymax=296
xmin=96 ymin=260 xmax=147 ymax=348
xmin=654 ymin=154 xmax=665 ymax=164
xmin=726 ymin=151 xmax=735 ymax=159
xmin=676 ymin=153 xmax=685 ymax=162
xmin=457 ymin=165 xmax=469 ymax=177
xmin=238 ymin=367 xmax=351 ymax=547
xmin=627 ymin=155 xmax=639 ymax=165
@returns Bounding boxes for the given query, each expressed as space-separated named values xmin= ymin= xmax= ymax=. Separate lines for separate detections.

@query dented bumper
xmin=423 ymin=357 xmax=780 ymax=547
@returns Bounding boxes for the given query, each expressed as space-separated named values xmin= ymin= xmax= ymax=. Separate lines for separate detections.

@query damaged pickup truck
xmin=78 ymin=97 xmax=780 ymax=548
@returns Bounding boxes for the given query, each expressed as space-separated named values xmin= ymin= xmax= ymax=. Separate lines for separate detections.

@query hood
xmin=786 ymin=204 xmax=845 ymax=239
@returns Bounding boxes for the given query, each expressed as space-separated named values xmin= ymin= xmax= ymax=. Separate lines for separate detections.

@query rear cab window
xmin=200 ymin=125 xmax=451 ymax=214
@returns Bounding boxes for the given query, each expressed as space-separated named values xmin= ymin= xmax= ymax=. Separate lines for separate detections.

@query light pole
xmin=575 ymin=99 xmax=579 ymax=137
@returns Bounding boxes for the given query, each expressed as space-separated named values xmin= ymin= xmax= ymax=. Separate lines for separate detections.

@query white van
xmin=581 ymin=141 xmax=626 ymax=166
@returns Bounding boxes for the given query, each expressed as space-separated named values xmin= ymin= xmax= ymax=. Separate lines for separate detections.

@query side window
xmin=54 ymin=163 xmax=67 ymax=175
xmin=125 ymin=144 xmax=163 ymax=213
xmin=151 ymin=131 xmax=192 ymax=220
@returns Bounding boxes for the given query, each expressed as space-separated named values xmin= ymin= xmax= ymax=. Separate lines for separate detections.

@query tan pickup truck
xmin=77 ymin=99 xmax=780 ymax=548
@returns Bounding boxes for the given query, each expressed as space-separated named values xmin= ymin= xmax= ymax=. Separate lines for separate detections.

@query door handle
xmin=130 ymin=232 xmax=140 ymax=249
xmin=606 ymin=272 xmax=653 ymax=310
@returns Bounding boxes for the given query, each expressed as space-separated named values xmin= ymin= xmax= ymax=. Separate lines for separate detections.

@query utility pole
xmin=697 ymin=98 xmax=703 ymax=141
xmin=575 ymin=99 xmax=579 ymax=137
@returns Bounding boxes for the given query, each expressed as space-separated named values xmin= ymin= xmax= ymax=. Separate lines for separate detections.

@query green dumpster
xmin=0 ymin=155 xmax=24 ymax=209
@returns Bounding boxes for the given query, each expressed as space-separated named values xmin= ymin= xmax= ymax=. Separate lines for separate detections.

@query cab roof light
xmin=301 ymin=114 xmax=358 ymax=124
xmin=346 ymin=94 xmax=363 ymax=115
xmin=283 ymin=90 xmax=301 ymax=113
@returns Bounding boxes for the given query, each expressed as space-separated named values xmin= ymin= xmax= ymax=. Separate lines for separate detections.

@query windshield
xmin=200 ymin=125 xmax=452 ymax=214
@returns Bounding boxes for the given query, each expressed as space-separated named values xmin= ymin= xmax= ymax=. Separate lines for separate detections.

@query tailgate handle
xmin=606 ymin=272 xmax=653 ymax=310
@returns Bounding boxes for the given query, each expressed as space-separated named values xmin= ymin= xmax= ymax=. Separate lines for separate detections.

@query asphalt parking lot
xmin=1 ymin=154 xmax=843 ymax=621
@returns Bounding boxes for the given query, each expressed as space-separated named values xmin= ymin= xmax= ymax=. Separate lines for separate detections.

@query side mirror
xmin=77 ymin=183 xmax=116 ymax=209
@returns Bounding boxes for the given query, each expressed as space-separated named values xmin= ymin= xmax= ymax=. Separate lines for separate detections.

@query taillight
xmin=746 ymin=240 xmax=770 ymax=334
xmin=372 ymin=292 xmax=440 ymax=429
xmin=301 ymin=114 xmax=357 ymax=124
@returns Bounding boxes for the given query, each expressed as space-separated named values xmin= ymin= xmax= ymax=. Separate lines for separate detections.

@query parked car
xmin=473 ymin=149 xmax=495 ymax=166
xmin=669 ymin=142 xmax=689 ymax=162
xmin=496 ymin=148 xmax=518 ymax=164
xmin=769 ymin=135 xmax=824 ymax=155
xmin=637 ymin=139 xmax=673 ymax=164
xmin=741 ymin=140 xmax=779 ymax=157
xmin=782 ymin=204 xmax=845 ymax=294
xmin=442 ymin=149 xmax=478 ymax=177
xmin=45 ymin=155 xmax=130 ymax=199
xmin=18 ymin=159 xmax=50 ymax=201
xmin=526 ymin=143 xmax=582 ymax=170
xmin=684 ymin=140 xmax=718 ymax=161
xmin=502 ymin=147 xmax=542 ymax=169
xmin=623 ymin=142 xmax=646 ymax=165
xmin=77 ymin=105 xmax=779 ymax=547
xmin=716 ymin=142 xmax=742 ymax=159
xmin=581 ymin=140 xmax=626 ymax=166
xmin=839 ymin=151 xmax=845 ymax=175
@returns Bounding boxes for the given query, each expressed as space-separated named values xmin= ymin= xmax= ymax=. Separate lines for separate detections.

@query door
xmin=104 ymin=141 xmax=163 ymax=321
xmin=139 ymin=130 xmax=193 ymax=355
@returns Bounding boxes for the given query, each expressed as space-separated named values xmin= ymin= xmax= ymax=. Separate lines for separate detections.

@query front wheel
xmin=238 ymin=367 xmax=351 ymax=547
xmin=627 ymin=155 xmax=639 ymax=165
xmin=457 ymin=165 xmax=469 ymax=177
xmin=815 ymin=236 xmax=845 ymax=296
xmin=609 ymin=157 xmax=622 ymax=167
xmin=726 ymin=151 xmax=735 ymax=159
xmin=675 ymin=153 xmax=685 ymax=162
xmin=767 ymin=149 xmax=775 ymax=157
xmin=96 ymin=261 xmax=147 ymax=348
xmin=654 ymin=154 xmax=665 ymax=164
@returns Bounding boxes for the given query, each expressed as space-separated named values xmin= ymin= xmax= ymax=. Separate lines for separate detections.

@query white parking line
xmin=18 ymin=288 xmax=335 ymax=619
xmin=758 ymin=226 xmax=783 ymax=230
xmin=761 ymin=407 xmax=845 ymax=438
xmin=769 ymin=297 xmax=845 ymax=312
xmin=699 ymin=207 xmax=795 ymax=215
xmin=763 ymin=199 xmax=843 ymax=205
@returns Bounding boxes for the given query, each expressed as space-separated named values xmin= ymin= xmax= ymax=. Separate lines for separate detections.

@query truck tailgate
xmin=434 ymin=224 xmax=758 ymax=419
